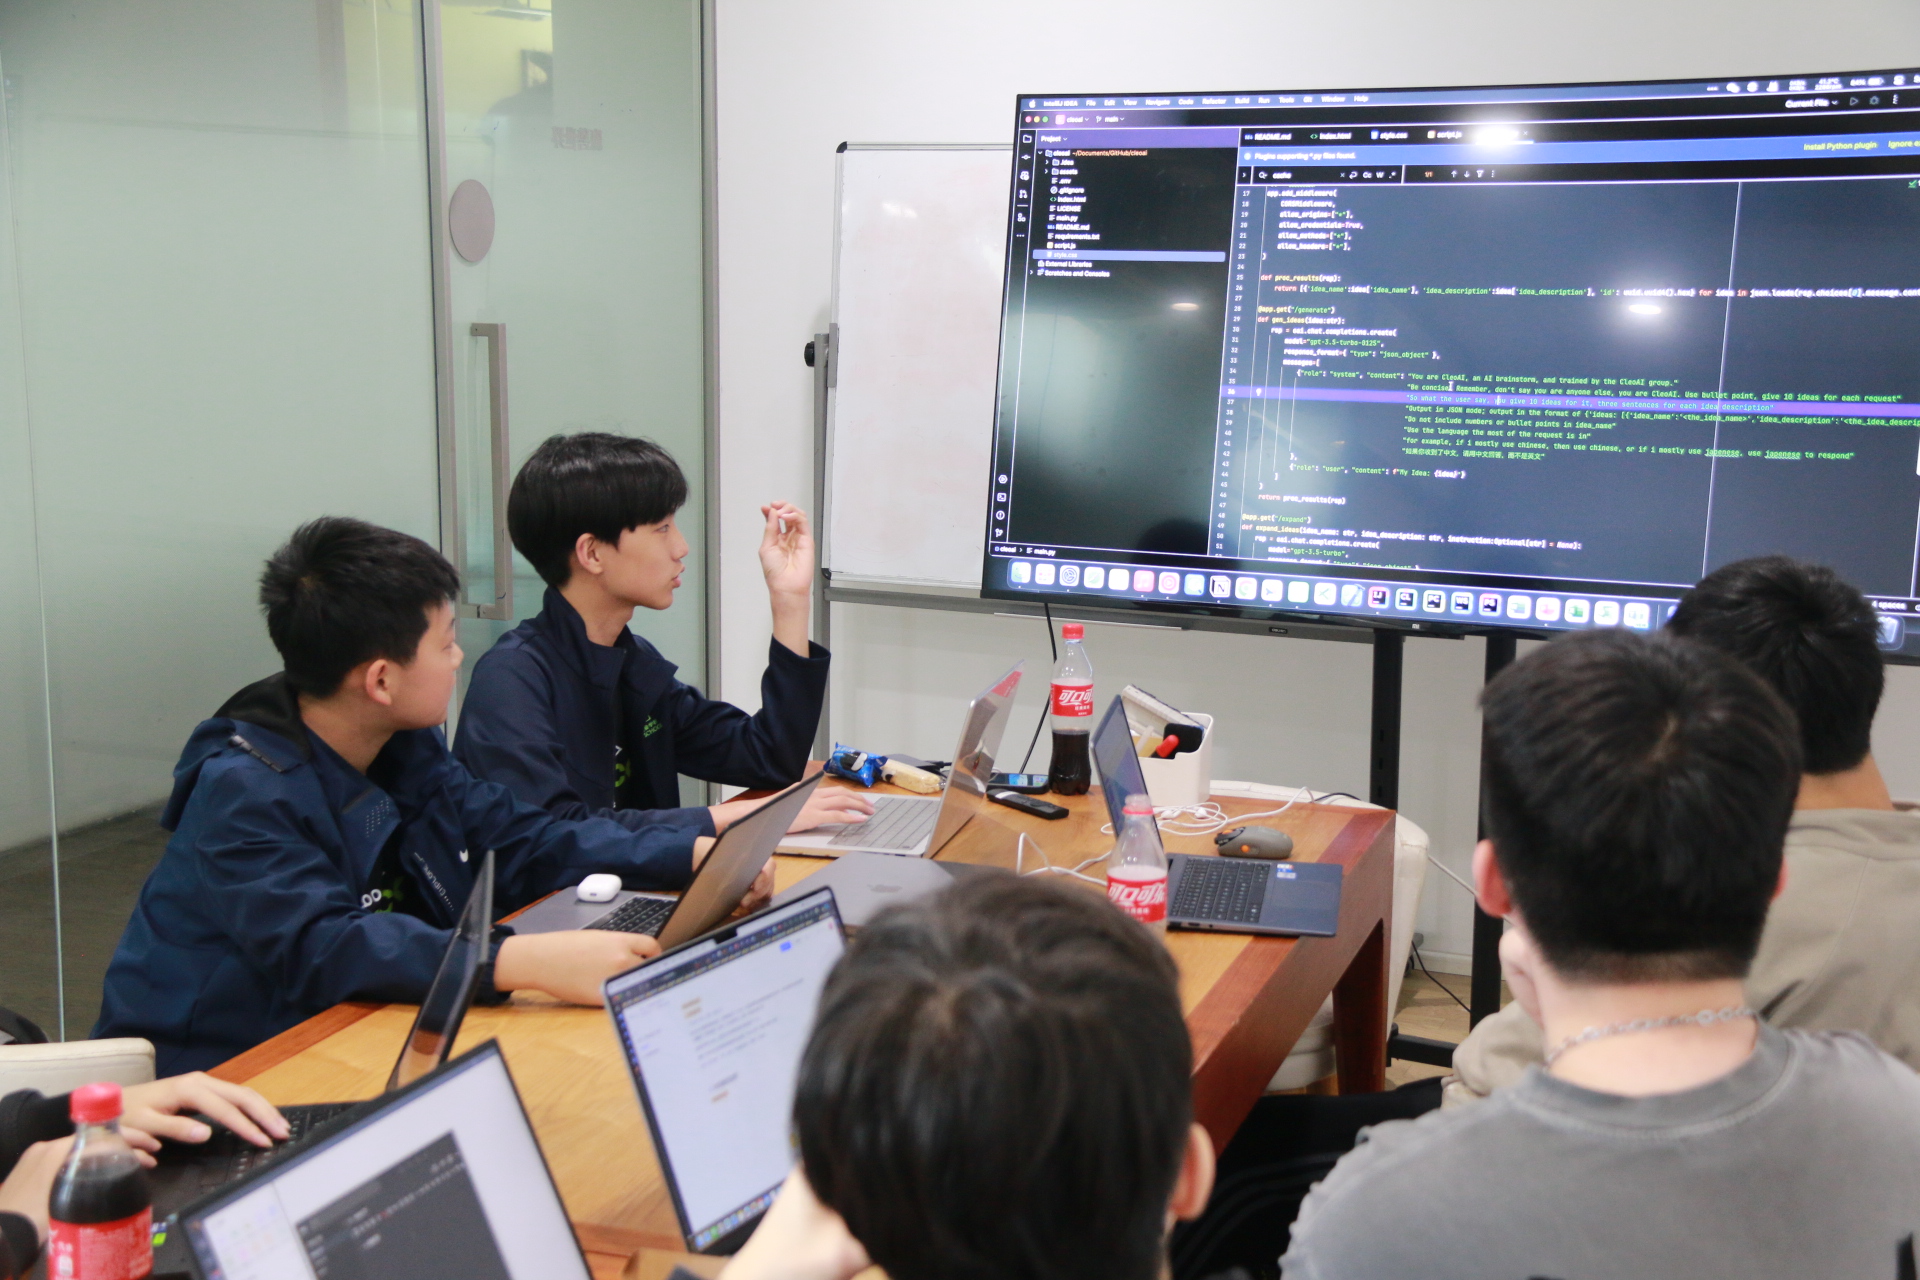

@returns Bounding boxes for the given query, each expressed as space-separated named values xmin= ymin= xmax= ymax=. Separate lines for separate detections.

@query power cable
xmin=1016 ymin=602 xmax=1057 ymax=773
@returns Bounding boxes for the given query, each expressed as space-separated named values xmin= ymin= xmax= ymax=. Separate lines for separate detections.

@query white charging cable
xmin=1095 ymin=785 xmax=1317 ymax=838
xmin=1014 ymin=831 xmax=1108 ymax=886
xmin=1425 ymin=852 xmax=1478 ymax=897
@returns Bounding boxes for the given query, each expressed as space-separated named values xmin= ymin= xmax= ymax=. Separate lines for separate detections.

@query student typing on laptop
xmin=701 ymin=874 xmax=1220 ymax=1280
xmin=0 ymin=1073 xmax=285 ymax=1278
xmin=94 ymin=518 xmax=751 ymax=1075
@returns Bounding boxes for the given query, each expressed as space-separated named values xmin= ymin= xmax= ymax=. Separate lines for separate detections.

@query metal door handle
xmin=467 ymin=322 xmax=513 ymax=621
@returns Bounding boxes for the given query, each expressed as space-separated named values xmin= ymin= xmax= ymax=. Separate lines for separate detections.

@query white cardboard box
xmin=1137 ymin=712 xmax=1214 ymax=809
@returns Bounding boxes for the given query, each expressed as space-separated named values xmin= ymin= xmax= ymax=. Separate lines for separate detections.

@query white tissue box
xmin=1137 ymin=712 xmax=1214 ymax=809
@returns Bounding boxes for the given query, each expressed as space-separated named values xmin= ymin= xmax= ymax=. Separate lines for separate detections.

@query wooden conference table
xmin=208 ymin=783 xmax=1393 ymax=1278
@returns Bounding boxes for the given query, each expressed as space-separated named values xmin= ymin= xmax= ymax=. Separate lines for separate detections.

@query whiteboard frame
xmin=820 ymin=142 xmax=1011 ymax=598
xmin=810 ymin=144 xmax=1383 ymax=658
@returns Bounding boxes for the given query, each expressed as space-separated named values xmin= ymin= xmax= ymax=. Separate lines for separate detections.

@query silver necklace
xmin=1544 ymin=1004 xmax=1756 ymax=1066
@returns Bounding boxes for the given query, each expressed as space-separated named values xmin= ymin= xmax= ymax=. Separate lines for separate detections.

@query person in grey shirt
xmin=1285 ymin=629 xmax=1920 ymax=1280
xmin=1451 ymin=556 xmax=1920 ymax=1102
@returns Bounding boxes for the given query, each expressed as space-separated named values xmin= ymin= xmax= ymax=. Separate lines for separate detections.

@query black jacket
xmin=453 ymin=588 xmax=829 ymax=843
xmin=93 ymin=674 xmax=695 ymax=1075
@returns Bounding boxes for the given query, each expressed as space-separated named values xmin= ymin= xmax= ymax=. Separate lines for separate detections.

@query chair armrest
xmin=0 ymin=1039 xmax=157 ymax=1096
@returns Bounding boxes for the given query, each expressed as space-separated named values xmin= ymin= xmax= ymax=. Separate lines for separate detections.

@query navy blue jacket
xmin=94 ymin=674 xmax=695 ymax=1075
xmin=452 ymin=588 xmax=828 ymax=847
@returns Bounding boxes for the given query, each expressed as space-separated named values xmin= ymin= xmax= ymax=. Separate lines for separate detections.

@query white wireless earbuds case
xmin=575 ymin=873 xmax=623 ymax=903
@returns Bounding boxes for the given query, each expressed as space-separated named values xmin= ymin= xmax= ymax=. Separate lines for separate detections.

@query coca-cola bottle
xmin=1107 ymin=793 xmax=1169 ymax=932
xmin=48 ymin=1082 xmax=153 ymax=1280
xmin=1046 ymin=622 xmax=1094 ymax=795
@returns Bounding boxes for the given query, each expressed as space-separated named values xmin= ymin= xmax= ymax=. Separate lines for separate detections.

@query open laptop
xmin=604 ymin=887 xmax=846 ymax=1254
xmin=1092 ymin=697 xmax=1343 ymax=938
xmin=177 ymin=1041 xmax=588 ymax=1280
xmin=780 ymin=662 xmax=1023 ymax=858
xmin=151 ymin=852 xmax=500 ymax=1272
xmin=767 ymin=851 xmax=1005 ymax=930
xmin=509 ymin=774 xmax=823 ymax=946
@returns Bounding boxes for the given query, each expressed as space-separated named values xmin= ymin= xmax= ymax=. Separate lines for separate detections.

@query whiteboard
xmin=824 ymin=144 xmax=1012 ymax=590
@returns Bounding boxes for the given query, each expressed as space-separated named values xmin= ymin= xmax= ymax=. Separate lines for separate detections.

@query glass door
xmin=0 ymin=0 xmax=708 ymax=1038
xmin=0 ymin=79 xmax=57 ymax=1037
xmin=427 ymin=0 xmax=709 ymax=690
xmin=0 ymin=0 xmax=441 ymax=1036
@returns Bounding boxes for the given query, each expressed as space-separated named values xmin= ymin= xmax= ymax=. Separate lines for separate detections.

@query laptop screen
xmin=606 ymin=889 xmax=846 ymax=1252
xmin=184 ymin=1043 xmax=586 ymax=1280
xmin=387 ymin=849 xmax=494 ymax=1092
xmin=927 ymin=661 xmax=1023 ymax=855
xmin=1093 ymin=695 xmax=1157 ymax=838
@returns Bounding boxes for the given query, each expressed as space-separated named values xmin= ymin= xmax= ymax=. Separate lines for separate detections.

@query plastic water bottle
xmin=1106 ymin=793 xmax=1168 ymax=932
xmin=48 ymin=1082 xmax=152 ymax=1280
xmin=1047 ymin=622 xmax=1094 ymax=795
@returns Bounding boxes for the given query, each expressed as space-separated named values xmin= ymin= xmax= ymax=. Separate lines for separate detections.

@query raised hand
xmin=759 ymin=503 xmax=815 ymax=657
xmin=759 ymin=502 xmax=815 ymax=600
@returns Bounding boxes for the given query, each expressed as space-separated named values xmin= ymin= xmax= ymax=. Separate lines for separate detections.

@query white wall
xmin=710 ymin=0 xmax=1920 ymax=970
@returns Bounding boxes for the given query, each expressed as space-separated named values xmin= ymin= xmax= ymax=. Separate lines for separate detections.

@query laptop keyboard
xmin=827 ymin=796 xmax=939 ymax=851
xmin=183 ymin=1101 xmax=363 ymax=1189
xmin=1170 ymin=858 xmax=1269 ymax=925
xmin=586 ymin=894 xmax=676 ymax=936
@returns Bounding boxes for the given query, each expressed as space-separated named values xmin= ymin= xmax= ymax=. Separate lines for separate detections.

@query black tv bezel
xmin=977 ymin=65 xmax=1920 ymax=664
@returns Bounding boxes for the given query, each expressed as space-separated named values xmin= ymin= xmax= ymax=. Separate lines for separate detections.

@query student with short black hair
xmin=454 ymin=433 xmax=871 ymax=865
xmin=96 ymin=517 xmax=704 ymax=1074
xmin=1452 ymin=555 xmax=1920 ymax=1097
xmin=1285 ymin=630 xmax=1920 ymax=1279
xmin=710 ymin=874 xmax=1217 ymax=1280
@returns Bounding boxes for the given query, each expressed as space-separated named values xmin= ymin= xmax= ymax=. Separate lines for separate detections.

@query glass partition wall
xmin=0 ymin=0 xmax=707 ymax=1039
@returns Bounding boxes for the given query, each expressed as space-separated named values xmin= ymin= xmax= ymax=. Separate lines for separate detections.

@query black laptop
xmin=150 ymin=849 xmax=499 ymax=1272
xmin=175 ymin=1041 xmax=588 ymax=1280
xmin=1092 ymin=697 xmax=1343 ymax=937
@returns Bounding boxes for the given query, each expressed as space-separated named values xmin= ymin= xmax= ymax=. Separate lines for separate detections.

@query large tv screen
xmin=981 ymin=68 xmax=1920 ymax=659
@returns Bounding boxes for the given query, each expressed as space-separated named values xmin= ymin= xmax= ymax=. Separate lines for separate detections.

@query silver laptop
xmin=508 ymin=774 xmax=822 ymax=946
xmin=780 ymin=662 xmax=1023 ymax=858
xmin=604 ymin=888 xmax=847 ymax=1255
xmin=178 ymin=1042 xmax=588 ymax=1280
xmin=768 ymin=851 xmax=1005 ymax=928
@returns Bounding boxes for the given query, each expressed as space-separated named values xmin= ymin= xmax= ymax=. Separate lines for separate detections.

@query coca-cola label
xmin=1050 ymin=682 xmax=1094 ymax=717
xmin=48 ymin=1208 xmax=152 ymax=1280
xmin=1107 ymin=870 xmax=1168 ymax=923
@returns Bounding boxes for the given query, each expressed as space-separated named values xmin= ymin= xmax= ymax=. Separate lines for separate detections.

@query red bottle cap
xmin=70 ymin=1082 xmax=123 ymax=1125
xmin=1061 ymin=623 xmax=1084 ymax=640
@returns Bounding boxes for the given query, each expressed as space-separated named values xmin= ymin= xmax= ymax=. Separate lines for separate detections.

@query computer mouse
xmin=1215 ymin=826 xmax=1294 ymax=859
xmin=576 ymin=873 xmax=623 ymax=903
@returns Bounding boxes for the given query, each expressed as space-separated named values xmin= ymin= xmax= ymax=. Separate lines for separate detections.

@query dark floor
xmin=0 ymin=804 xmax=168 ymax=1040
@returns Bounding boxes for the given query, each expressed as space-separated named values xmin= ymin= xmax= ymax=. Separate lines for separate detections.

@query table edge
xmin=209 ymin=1001 xmax=385 ymax=1085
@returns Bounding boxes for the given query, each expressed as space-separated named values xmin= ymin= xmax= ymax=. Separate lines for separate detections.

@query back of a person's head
xmin=1668 ymin=555 xmax=1884 ymax=775
xmin=506 ymin=432 xmax=688 ymax=587
xmin=260 ymin=517 xmax=461 ymax=697
xmin=1481 ymin=630 xmax=1801 ymax=984
xmin=794 ymin=875 xmax=1191 ymax=1280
